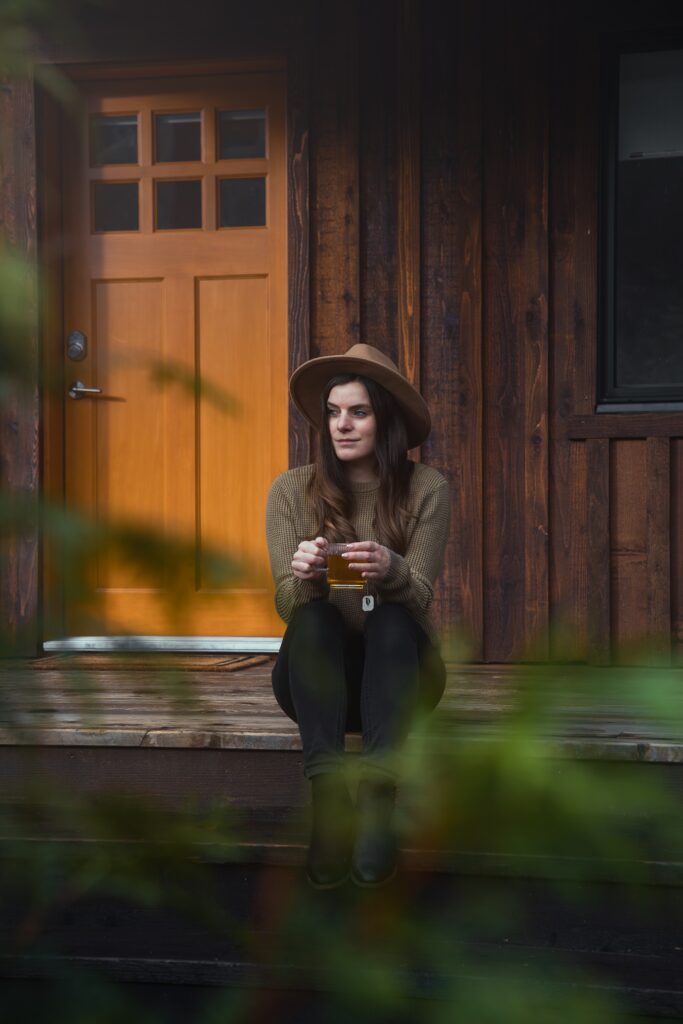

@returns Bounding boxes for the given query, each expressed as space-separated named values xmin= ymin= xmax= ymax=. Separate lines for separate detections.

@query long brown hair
xmin=307 ymin=374 xmax=415 ymax=555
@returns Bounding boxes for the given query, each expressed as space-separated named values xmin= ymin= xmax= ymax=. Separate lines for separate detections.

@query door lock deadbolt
xmin=67 ymin=330 xmax=87 ymax=361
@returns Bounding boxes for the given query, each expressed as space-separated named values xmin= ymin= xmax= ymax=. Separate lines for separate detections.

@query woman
xmin=266 ymin=344 xmax=450 ymax=889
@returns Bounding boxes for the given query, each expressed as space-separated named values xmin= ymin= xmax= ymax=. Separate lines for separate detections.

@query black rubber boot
xmin=306 ymin=772 xmax=355 ymax=889
xmin=350 ymin=778 xmax=398 ymax=888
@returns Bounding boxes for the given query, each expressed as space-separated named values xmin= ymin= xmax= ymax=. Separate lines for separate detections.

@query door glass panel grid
xmin=90 ymin=113 xmax=139 ymax=167
xmin=218 ymin=175 xmax=267 ymax=229
xmin=155 ymin=178 xmax=203 ymax=230
xmin=217 ymin=109 xmax=267 ymax=160
xmin=154 ymin=111 xmax=203 ymax=164
xmin=92 ymin=180 xmax=140 ymax=233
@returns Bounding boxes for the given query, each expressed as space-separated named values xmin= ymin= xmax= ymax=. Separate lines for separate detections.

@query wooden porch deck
xmin=0 ymin=659 xmax=682 ymax=762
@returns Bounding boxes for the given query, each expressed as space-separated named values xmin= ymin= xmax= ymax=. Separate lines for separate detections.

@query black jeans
xmin=271 ymin=599 xmax=446 ymax=779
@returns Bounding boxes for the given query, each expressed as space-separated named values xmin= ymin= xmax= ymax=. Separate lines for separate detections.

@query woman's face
xmin=326 ymin=380 xmax=377 ymax=469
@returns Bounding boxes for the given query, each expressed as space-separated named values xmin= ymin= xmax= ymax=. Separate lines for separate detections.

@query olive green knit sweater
xmin=265 ymin=461 xmax=450 ymax=644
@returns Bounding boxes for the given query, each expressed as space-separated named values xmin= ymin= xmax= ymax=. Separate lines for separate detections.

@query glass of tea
xmin=325 ymin=543 xmax=365 ymax=590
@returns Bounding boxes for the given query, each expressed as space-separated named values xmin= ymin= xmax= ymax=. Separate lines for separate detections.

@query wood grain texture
xmin=3 ymin=660 xmax=683 ymax=759
xmin=611 ymin=441 xmax=648 ymax=665
xmin=483 ymin=0 xmax=549 ymax=661
xmin=286 ymin=12 xmax=312 ymax=468
xmin=397 ymin=0 xmax=420 ymax=393
xmin=646 ymin=438 xmax=671 ymax=665
xmin=420 ymin=0 xmax=483 ymax=650
xmin=548 ymin=9 xmax=599 ymax=661
xmin=309 ymin=0 xmax=360 ymax=359
xmin=567 ymin=414 xmax=683 ymax=440
xmin=358 ymin=0 xmax=398 ymax=366
xmin=587 ymin=439 xmax=611 ymax=664
xmin=0 ymin=77 xmax=39 ymax=656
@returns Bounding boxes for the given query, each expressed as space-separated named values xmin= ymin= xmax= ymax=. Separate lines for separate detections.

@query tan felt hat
xmin=289 ymin=343 xmax=431 ymax=449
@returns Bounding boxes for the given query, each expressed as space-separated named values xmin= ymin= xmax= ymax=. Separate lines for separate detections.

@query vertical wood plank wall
xmin=4 ymin=0 xmax=683 ymax=663
xmin=421 ymin=0 xmax=483 ymax=654
xmin=305 ymin=0 xmax=682 ymax=664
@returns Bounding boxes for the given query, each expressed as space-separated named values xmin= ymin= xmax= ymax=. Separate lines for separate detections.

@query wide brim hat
xmin=289 ymin=343 xmax=431 ymax=449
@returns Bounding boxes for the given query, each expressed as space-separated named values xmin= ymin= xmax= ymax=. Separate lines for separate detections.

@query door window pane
xmin=218 ymin=177 xmax=266 ymax=228
xmin=156 ymin=179 xmax=202 ymax=229
xmin=93 ymin=182 xmax=139 ymax=232
xmin=91 ymin=115 xmax=138 ymax=165
xmin=218 ymin=109 xmax=266 ymax=159
xmin=155 ymin=112 xmax=201 ymax=162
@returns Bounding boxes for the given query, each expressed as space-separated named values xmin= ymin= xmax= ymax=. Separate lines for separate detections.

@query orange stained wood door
xmin=62 ymin=72 xmax=287 ymax=636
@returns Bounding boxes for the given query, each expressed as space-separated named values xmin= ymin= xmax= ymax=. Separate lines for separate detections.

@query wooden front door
xmin=61 ymin=71 xmax=287 ymax=637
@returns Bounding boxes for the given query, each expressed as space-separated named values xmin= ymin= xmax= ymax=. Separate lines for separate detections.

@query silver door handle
xmin=69 ymin=380 xmax=103 ymax=399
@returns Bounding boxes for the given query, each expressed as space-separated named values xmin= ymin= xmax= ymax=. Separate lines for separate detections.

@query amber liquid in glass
xmin=326 ymin=552 xmax=365 ymax=589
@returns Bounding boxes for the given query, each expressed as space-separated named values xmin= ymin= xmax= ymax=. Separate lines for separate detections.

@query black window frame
xmin=598 ymin=29 xmax=683 ymax=412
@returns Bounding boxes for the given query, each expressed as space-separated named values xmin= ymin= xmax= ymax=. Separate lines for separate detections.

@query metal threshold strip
xmin=43 ymin=636 xmax=283 ymax=654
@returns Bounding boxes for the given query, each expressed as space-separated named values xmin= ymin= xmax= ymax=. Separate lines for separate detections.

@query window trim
xmin=599 ymin=29 xmax=683 ymax=408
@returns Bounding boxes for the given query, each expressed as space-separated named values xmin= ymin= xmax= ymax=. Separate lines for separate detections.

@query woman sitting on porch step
xmin=266 ymin=343 xmax=450 ymax=889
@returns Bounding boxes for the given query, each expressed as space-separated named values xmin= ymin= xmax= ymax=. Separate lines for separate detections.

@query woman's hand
xmin=343 ymin=541 xmax=392 ymax=581
xmin=292 ymin=536 xmax=329 ymax=581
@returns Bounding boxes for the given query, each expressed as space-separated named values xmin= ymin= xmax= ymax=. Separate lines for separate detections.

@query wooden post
xmin=0 ymin=75 xmax=40 ymax=656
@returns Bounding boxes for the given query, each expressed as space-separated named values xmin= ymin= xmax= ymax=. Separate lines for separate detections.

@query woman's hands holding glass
xmin=342 ymin=541 xmax=391 ymax=581
xmin=292 ymin=538 xmax=392 ymax=583
xmin=291 ymin=536 xmax=329 ymax=581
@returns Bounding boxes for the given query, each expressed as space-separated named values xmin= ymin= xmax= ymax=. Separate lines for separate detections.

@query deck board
xmin=0 ymin=662 xmax=682 ymax=759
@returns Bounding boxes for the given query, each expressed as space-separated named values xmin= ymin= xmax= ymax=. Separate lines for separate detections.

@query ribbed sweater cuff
xmin=377 ymin=550 xmax=411 ymax=594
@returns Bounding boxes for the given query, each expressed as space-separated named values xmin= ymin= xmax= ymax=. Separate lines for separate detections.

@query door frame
xmin=38 ymin=55 xmax=310 ymax=651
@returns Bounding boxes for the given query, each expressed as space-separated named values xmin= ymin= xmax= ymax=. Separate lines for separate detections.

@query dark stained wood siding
xmin=421 ymin=0 xmax=483 ymax=655
xmin=482 ymin=0 xmax=550 ymax=661
xmin=310 ymin=1 xmax=360 ymax=360
xmin=4 ymin=0 xmax=683 ymax=663
xmin=286 ymin=18 xmax=313 ymax=469
xmin=587 ymin=440 xmax=611 ymax=665
xmin=548 ymin=6 xmax=598 ymax=664
xmin=358 ymin=0 xmax=399 ymax=369
xmin=396 ymin=0 xmax=421 ymax=397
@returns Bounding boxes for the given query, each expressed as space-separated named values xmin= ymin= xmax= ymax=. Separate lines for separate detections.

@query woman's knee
xmin=292 ymin=599 xmax=343 ymax=627
xmin=364 ymin=602 xmax=419 ymax=649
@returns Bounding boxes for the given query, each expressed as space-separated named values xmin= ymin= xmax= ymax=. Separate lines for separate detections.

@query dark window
xmin=218 ymin=177 xmax=266 ymax=228
xmin=217 ymin=109 xmax=266 ymax=159
xmin=91 ymin=115 xmax=138 ymax=166
xmin=156 ymin=180 xmax=202 ymax=230
xmin=93 ymin=182 xmax=139 ymax=232
xmin=600 ymin=43 xmax=683 ymax=407
xmin=155 ymin=112 xmax=202 ymax=163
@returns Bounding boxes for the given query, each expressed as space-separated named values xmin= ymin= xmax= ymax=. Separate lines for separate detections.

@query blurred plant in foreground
xmin=232 ymin=655 xmax=682 ymax=1024
xmin=6 ymin=655 xmax=683 ymax=1022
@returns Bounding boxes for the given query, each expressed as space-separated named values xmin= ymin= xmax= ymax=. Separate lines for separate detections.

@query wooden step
xmin=1 ymin=852 xmax=682 ymax=1019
